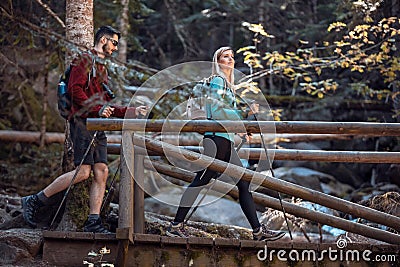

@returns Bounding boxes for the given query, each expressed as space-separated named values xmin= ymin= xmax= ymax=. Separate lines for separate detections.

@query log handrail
xmin=108 ymin=144 xmax=400 ymax=163
xmin=87 ymin=119 xmax=400 ymax=136
xmin=0 ymin=130 xmax=359 ymax=145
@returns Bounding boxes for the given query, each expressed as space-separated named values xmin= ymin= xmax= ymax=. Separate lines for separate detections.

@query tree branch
xmin=33 ymin=0 xmax=65 ymax=28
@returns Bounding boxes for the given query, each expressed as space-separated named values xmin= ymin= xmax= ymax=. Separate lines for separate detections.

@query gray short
xmin=69 ymin=117 xmax=107 ymax=166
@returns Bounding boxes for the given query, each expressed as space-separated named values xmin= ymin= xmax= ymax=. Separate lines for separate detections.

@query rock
xmin=267 ymin=167 xmax=325 ymax=192
xmin=0 ymin=229 xmax=43 ymax=265
xmin=265 ymin=167 xmax=354 ymax=197
xmin=339 ymin=232 xmax=391 ymax=245
xmin=359 ymin=191 xmax=400 ymax=217
xmin=0 ymin=209 xmax=12 ymax=224
xmin=145 ymin=212 xmax=253 ymax=239
xmin=260 ymin=200 xmax=340 ymax=236
xmin=349 ymin=183 xmax=400 ymax=203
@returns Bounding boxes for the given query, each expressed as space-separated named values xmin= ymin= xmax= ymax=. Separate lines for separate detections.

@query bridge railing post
xmin=116 ymin=130 xmax=135 ymax=266
xmin=134 ymin=154 xmax=145 ymax=234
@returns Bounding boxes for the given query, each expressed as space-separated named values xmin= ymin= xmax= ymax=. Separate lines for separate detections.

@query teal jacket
xmin=205 ymin=76 xmax=243 ymax=142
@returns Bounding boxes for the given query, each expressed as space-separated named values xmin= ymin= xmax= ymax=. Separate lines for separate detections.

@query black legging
xmin=174 ymin=135 xmax=261 ymax=229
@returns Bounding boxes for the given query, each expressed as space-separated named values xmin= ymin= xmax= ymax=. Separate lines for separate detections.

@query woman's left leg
xmin=227 ymin=143 xmax=260 ymax=229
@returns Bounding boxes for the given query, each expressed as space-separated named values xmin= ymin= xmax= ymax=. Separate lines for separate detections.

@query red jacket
xmin=67 ymin=50 xmax=135 ymax=118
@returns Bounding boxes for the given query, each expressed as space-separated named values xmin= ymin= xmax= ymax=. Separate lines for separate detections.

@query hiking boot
xmin=253 ymin=224 xmax=285 ymax=241
xmin=166 ymin=222 xmax=188 ymax=238
xmin=83 ymin=217 xmax=111 ymax=234
xmin=21 ymin=194 xmax=43 ymax=228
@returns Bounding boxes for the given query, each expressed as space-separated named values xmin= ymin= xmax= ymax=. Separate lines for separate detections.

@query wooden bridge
xmin=42 ymin=119 xmax=400 ymax=266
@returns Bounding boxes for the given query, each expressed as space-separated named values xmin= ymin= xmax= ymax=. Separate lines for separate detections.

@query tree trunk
xmin=117 ymin=0 xmax=129 ymax=63
xmin=54 ymin=0 xmax=94 ymax=231
xmin=66 ymin=0 xmax=93 ymax=60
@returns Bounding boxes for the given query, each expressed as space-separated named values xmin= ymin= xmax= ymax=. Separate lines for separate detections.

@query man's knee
xmin=94 ymin=163 xmax=109 ymax=182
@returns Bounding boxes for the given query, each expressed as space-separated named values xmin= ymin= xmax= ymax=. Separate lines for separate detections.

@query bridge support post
xmin=116 ymin=131 xmax=135 ymax=266
xmin=134 ymin=154 xmax=145 ymax=233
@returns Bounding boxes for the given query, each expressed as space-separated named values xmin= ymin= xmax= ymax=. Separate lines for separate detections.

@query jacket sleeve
xmin=112 ymin=106 xmax=137 ymax=118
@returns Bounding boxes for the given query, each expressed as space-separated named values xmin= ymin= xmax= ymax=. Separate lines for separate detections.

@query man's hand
xmin=135 ymin=105 xmax=149 ymax=117
xmin=99 ymin=105 xmax=115 ymax=118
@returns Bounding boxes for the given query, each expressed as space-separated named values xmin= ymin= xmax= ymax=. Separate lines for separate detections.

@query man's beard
xmin=102 ymin=44 xmax=112 ymax=57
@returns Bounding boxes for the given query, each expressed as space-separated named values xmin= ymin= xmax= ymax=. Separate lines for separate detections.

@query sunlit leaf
xmin=237 ymin=46 xmax=256 ymax=53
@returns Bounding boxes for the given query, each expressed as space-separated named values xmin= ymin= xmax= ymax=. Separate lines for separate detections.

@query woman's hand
xmin=237 ymin=133 xmax=251 ymax=143
xmin=248 ymin=102 xmax=259 ymax=115
xmin=135 ymin=105 xmax=149 ymax=117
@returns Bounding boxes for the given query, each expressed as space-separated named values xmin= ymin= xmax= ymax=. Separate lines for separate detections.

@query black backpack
xmin=57 ymin=67 xmax=72 ymax=119
xmin=57 ymin=53 xmax=95 ymax=120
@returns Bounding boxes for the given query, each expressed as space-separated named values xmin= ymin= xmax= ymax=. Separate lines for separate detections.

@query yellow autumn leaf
xmin=317 ymin=92 xmax=324 ymax=98
xmin=283 ymin=68 xmax=295 ymax=75
xmin=237 ymin=46 xmax=256 ymax=53
xmin=304 ymin=76 xmax=312 ymax=82
xmin=341 ymin=61 xmax=349 ymax=68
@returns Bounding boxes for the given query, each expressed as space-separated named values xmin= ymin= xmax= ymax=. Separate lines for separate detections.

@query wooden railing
xmin=86 ymin=118 xmax=400 ymax=265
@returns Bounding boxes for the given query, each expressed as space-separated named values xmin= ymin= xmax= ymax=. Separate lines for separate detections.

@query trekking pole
xmin=49 ymin=131 xmax=98 ymax=229
xmin=255 ymin=114 xmax=293 ymax=240
xmin=185 ymin=135 xmax=247 ymax=223
xmin=100 ymin=161 xmax=121 ymax=214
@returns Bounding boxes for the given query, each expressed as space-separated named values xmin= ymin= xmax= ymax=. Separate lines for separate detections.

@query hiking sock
xmin=37 ymin=191 xmax=50 ymax=206
xmin=88 ymin=214 xmax=100 ymax=221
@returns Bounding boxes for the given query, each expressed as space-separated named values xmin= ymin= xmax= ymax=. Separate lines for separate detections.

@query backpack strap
xmin=87 ymin=50 xmax=96 ymax=81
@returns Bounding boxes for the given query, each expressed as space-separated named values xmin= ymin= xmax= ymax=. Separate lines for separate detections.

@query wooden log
xmin=110 ymin=144 xmax=400 ymax=163
xmin=143 ymin=159 xmax=400 ymax=244
xmin=132 ymin=135 xmax=400 ymax=241
xmin=183 ymin=146 xmax=400 ymax=163
xmin=87 ymin=119 xmax=400 ymax=136
xmin=0 ymin=130 xmax=122 ymax=144
xmin=116 ymin=231 xmax=130 ymax=267
xmin=143 ymin=159 xmax=195 ymax=182
xmin=116 ymin=131 xmax=135 ymax=267
xmin=118 ymin=131 xmax=135 ymax=242
xmin=134 ymin=154 xmax=145 ymax=234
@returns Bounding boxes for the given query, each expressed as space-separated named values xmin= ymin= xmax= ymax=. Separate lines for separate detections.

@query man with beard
xmin=22 ymin=25 xmax=147 ymax=233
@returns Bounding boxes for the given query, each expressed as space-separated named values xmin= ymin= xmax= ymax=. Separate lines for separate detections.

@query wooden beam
xmin=87 ymin=119 xmax=400 ymax=136
xmin=0 ymin=130 xmax=122 ymax=144
xmin=144 ymin=159 xmax=400 ymax=245
xmin=132 ymin=135 xmax=400 ymax=244
xmin=116 ymin=131 xmax=135 ymax=267
xmin=118 ymin=131 xmax=135 ymax=237
xmin=134 ymin=154 xmax=145 ymax=234
xmin=110 ymin=144 xmax=400 ymax=163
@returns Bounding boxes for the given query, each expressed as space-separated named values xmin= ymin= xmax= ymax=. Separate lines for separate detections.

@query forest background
xmin=0 ymin=0 xmax=399 ymax=195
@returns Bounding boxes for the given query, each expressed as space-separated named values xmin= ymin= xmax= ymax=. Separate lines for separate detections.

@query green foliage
xmin=69 ymin=180 xmax=91 ymax=228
